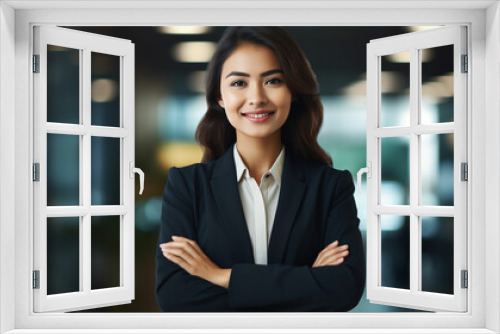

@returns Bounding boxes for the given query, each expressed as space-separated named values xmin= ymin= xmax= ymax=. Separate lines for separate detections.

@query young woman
xmin=156 ymin=27 xmax=365 ymax=312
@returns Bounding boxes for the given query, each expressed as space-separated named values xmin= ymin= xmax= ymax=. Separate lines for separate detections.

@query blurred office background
xmin=46 ymin=26 xmax=454 ymax=312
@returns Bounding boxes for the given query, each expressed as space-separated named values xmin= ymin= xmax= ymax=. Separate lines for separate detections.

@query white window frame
xmin=0 ymin=1 xmax=499 ymax=333
xmin=33 ymin=26 xmax=136 ymax=313
xmin=366 ymin=26 xmax=468 ymax=312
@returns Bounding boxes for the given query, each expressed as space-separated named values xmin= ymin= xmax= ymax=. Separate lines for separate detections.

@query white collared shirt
xmin=233 ymin=144 xmax=285 ymax=265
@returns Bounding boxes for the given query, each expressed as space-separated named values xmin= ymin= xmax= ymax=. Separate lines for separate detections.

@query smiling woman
xmin=155 ymin=27 xmax=366 ymax=312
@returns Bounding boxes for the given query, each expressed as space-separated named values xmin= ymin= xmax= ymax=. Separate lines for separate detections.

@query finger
xmin=320 ymin=246 xmax=349 ymax=260
xmin=316 ymin=248 xmax=349 ymax=265
xmin=163 ymin=251 xmax=192 ymax=272
xmin=320 ymin=249 xmax=349 ymax=261
xmin=163 ymin=247 xmax=197 ymax=264
xmin=165 ymin=241 xmax=201 ymax=261
xmin=317 ymin=241 xmax=338 ymax=258
xmin=171 ymin=236 xmax=205 ymax=256
xmin=314 ymin=254 xmax=346 ymax=267
xmin=322 ymin=240 xmax=339 ymax=252
xmin=325 ymin=242 xmax=348 ymax=252
xmin=323 ymin=250 xmax=349 ymax=265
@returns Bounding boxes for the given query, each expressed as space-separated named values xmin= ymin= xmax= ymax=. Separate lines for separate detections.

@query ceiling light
xmin=386 ymin=49 xmax=434 ymax=63
xmin=406 ymin=26 xmax=442 ymax=33
xmin=91 ymin=79 xmax=118 ymax=103
xmin=172 ymin=41 xmax=217 ymax=63
xmin=157 ymin=26 xmax=212 ymax=35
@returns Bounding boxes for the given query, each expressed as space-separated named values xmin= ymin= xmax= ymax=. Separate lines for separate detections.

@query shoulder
xmin=167 ymin=160 xmax=217 ymax=185
xmin=299 ymin=158 xmax=353 ymax=186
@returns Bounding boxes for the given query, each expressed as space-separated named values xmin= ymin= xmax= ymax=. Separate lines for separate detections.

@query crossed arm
xmin=156 ymin=167 xmax=365 ymax=312
xmin=159 ymin=237 xmax=350 ymax=289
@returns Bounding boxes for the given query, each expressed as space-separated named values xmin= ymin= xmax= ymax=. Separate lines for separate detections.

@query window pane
xmin=91 ymin=52 xmax=121 ymax=127
xmin=381 ymin=215 xmax=410 ymax=289
xmin=381 ymin=136 xmax=410 ymax=205
xmin=47 ymin=217 xmax=80 ymax=295
xmin=420 ymin=45 xmax=454 ymax=124
xmin=91 ymin=216 xmax=120 ymax=290
xmin=47 ymin=45 xmax=80 ymax=124
xmin=380 ymin=51 xmax=410 ymax=127
xmin=47 ymin=134 xmax=80 ymax=206
xmin=421 ymin=134 xmax=454 ymax=206
xmin=91 ymin=137 xmax=121 ymax=205
xmin=421 ymin=216 xmax=454 ymax=294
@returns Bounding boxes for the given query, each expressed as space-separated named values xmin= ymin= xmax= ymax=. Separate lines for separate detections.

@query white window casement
xmin=1 ymin=1 xmax=500 ymax=334
xmin=33 ymin=26 xmax=136 ymax=312
xmin=365 ymin=26 xmax=468 ymax=312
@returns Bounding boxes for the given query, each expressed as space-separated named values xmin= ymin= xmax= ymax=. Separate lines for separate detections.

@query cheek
xmin=275 ymin=91 xmax=293 ymax=115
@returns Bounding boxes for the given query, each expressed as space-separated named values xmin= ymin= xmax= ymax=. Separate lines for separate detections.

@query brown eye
xmin=266 ymin=78 xmax=283 ymax=85
xmin=230 ymin=80 xmax=246 ymax=87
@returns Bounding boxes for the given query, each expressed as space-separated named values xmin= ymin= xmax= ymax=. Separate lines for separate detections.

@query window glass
xmin=421 ymin=216 xmax=454 ymax=294
xmin=47 ymin=217 xmax=80 ymax=295
xmin=381 ymin=136 xmax=410 ymax=205
xmin=47 ymin=45 xmax=80 ymax=124
xmin=381 ymin=215 xmax=410 ymax=290
xmin=420 ymin=45 xmax=454 ymax=124
xmin=47 ymin=134 xmax=80 ymax=206
xmin=421 ymin=134 xmax=454 ymax=206
xmin=91 ymin=52 xmax=121 ymax=127
xmin=381 ymin=51 xmax=410 ymax=127
xmin=91 ymin=137 xmax=121 ymax=205
xmin=91 ymin=216 xmax=121 ymax=290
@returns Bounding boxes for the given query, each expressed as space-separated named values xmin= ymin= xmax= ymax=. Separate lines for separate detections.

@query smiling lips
xmin=242 ymin=111 xmax=275 ymax=122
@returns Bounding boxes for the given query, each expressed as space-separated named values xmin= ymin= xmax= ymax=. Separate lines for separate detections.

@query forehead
xmin=221 ymin=43 xmax=282 ymax=73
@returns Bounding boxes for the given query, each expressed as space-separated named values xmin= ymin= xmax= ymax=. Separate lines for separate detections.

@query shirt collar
xmin=233 ymin=144 xmax=285 ymax=186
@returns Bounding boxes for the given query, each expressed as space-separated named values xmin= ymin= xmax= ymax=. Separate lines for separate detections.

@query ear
xmin=218 ymin=98 xmax=225 ymax=109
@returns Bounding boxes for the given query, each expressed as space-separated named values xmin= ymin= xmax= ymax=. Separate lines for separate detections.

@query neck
xmin=235 ymin=133 xmax=282 ymax=181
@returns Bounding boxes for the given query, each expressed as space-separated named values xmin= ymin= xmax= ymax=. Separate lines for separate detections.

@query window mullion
xmin=82 ymin=47 xmax=92 ymax=294
xmin=409 ymin=47 xmax=420 ymax=295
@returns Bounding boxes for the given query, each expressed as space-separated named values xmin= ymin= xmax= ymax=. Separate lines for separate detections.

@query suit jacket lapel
xmin=210 ymin=147 xmax=255 ymax=264
xmin=268 ymin=149 xmax=307 ymax=264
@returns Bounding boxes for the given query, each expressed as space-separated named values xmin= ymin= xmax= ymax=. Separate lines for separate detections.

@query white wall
xmin=486 ymin=2 xmax=500 ymax=333
xmin=0 ymin=2 xmax=16 ymax=333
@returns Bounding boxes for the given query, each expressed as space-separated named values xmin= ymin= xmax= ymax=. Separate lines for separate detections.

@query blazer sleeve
xmin=227 ymin=170 xmax=366 ymax=312
xmin=155 ymin=167 xmax=231 ymax=312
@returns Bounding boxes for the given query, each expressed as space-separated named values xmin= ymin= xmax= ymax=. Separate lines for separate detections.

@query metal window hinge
xmin=33 ymin=54 xmax=40 ymax=73
xmin=461 ymin=270 xmax=468 ymax=289
xmin=461 ymin=54 xmax=468 ymax=73
xmin=461 ymin=163 xmax=468 ymax=181
xmin=33 ymin=163 xmax=40 ymax=182
xmin=33 ymin=270 xmax=40 ymax=289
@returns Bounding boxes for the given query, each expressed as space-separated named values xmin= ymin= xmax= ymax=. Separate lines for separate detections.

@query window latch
xmin=357 ymin=162 xmax=372 ymax=194
xmin=129 ymin=162 xmax=145 ymax=195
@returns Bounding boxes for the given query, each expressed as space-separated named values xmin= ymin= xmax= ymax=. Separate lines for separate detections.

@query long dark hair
xmin=195 ymin=26 xmax=332 ymax=167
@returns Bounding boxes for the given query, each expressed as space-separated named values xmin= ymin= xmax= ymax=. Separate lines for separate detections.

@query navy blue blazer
xmin=155 ymin=146 xmax=365 ymax=312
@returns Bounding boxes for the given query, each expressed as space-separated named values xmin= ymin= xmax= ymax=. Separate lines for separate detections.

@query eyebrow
xmin=224 ymin=69 xmax=283 ymax=79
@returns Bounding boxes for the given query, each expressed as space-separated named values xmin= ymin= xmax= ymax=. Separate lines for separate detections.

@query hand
xmin=159 ymin=236 xmax=231 ymax=289
xmin=312 ymin=240 xmax=349 ymax=268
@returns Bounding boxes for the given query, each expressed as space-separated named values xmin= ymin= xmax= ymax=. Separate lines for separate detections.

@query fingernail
xmin=172 ymin=236 xmax=178 ymax=240
xmin=331 ymin=240 xmax=338 ymax=245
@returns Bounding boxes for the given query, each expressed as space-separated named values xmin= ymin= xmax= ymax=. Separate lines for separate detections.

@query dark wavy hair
xmin=195 ymin=26 xmax=332 ymax=167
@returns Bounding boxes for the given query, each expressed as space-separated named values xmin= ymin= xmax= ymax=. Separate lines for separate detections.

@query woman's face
xmin=218 ymin=43 xmax=292 ymax=143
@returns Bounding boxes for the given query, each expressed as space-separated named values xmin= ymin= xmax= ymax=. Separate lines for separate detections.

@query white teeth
xmin=245 ymin=113 xmax=270 ymax=118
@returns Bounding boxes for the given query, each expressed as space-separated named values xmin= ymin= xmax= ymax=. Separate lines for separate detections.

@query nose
xmin=247 ymin=84 xmax=268 ymax=106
